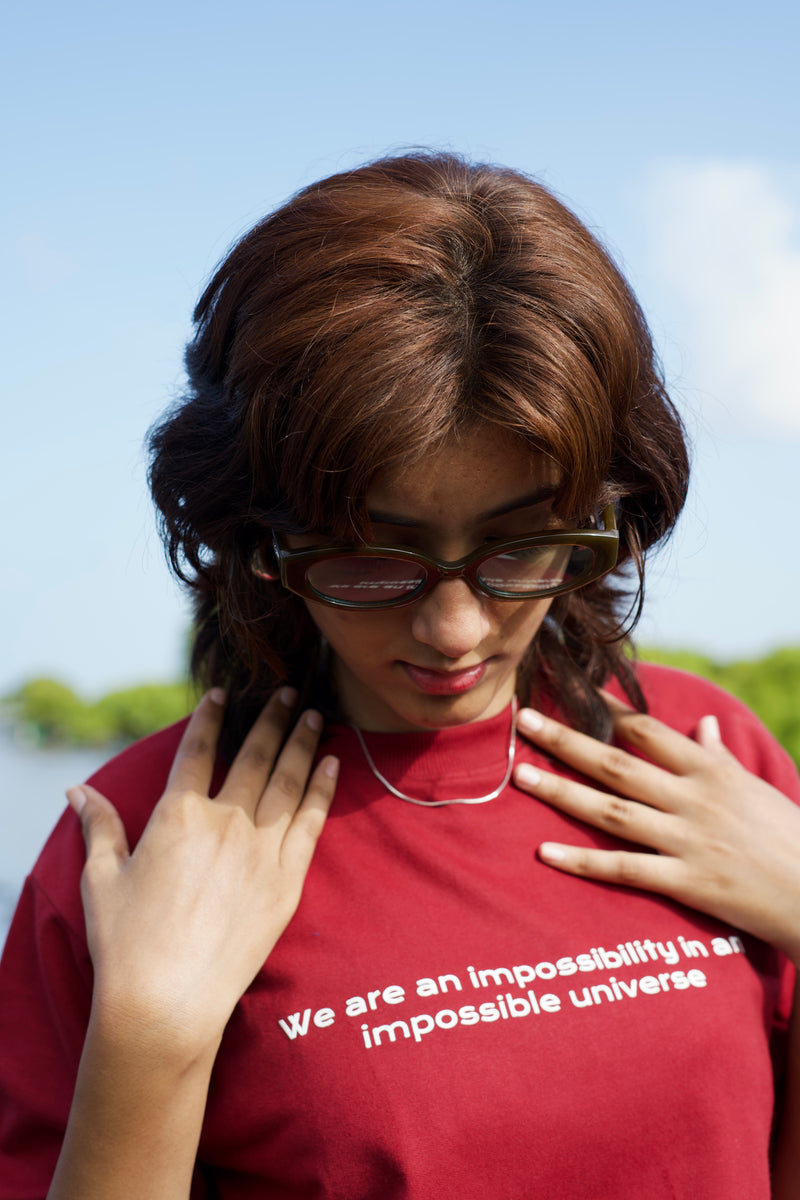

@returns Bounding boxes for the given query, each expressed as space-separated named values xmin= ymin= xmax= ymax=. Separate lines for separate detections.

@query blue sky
xmin=3 ymin=0 xmax=799 ymax=696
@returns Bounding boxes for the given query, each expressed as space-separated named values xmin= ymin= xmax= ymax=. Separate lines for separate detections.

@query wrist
xmin=48 ymin=1012 xmax=217 ymax=1200
xmin=88 ymin=984 xmax=225 ymax=1075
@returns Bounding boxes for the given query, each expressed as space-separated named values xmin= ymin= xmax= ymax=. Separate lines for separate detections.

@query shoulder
xmin=28 ymin=719 xmax=196 ymax=932
xmin=615 ymin=661 xmax=750 ymax=728
xmin=610 ymin=661 xmax=799 ymax=799
xmin=84 ymin=718 xmax=193 ymax=845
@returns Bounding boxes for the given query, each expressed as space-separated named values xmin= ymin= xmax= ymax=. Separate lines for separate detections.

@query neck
xmin=350 ymin=697 xmax=518 ymax=807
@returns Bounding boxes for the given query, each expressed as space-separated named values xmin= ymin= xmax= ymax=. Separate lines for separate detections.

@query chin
xmin=335 ymin=658 xmax=519 ymax=732
xmin=394 ymin=686 xmax=512 ymax=732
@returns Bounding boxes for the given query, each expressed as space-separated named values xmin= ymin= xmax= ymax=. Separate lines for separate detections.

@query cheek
xmin=491 ymin=597 xmax=553 ymax=645
xmin=303 ymin=601 xmax=407 ymax=662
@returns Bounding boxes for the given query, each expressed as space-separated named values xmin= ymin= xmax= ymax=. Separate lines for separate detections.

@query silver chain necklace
xmin=352 ymin=697 xmax=517 ymax=808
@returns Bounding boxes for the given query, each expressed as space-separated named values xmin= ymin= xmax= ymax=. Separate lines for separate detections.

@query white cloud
xmin=643 ymin=161 xmax=800 ymax=438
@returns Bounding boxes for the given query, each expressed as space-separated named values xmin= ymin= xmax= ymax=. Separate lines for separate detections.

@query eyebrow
xmin=367 ymin=485 xmax=560 ymax=528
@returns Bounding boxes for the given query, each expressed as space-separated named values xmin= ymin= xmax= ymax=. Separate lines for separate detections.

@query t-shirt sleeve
xmin=0 ymin=877 xmax=209 ymax=1194
xmin=0 ymin=722 xmax=206 ymax=1199
xmin=0 ymin=868 xmax=92 ymax=1198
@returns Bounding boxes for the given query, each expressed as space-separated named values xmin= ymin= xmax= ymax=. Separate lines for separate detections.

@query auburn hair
xmin=148 ymin=151 xmax=689 ymax=750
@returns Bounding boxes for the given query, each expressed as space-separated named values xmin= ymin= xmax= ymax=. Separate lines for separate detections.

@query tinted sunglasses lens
xmin=305 ymin=556 xmax=427 ymax=604
xmin=477 ymin=544 xmax=596 ymax=595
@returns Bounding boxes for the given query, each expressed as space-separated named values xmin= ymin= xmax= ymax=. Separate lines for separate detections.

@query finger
xmin=538 ymin=840 xmax=688 ymax=896
xmin=611 ymin=709 xmax=714 ymax=775
xmin=696 ymin=713 xmax=721 ymax=745
xmin=516 ymin=708 xmax=685 ymax=807
xmin=279 ymin=755 xmax=339 ymax=873
xmin=165 ymin=688 xmax=228 ymax=796
xmin=67 ymin=784 xmax=130 ymax=868
xmin=599 ymin=688 xmax=722 ymax=774
xmin=220 ymin=688 xmax=300 ymax=816
xmin=695 ymin=714 xmax=739 ymax=764
xmin=600 ymin=691 xmax=710 ymax=772
xmin=515 ymin=761 xmax=682 ymax=847
xmin=598 ymin=689 xmax=635 ymax=714
xmin=254 ymin=709 xmax=327 ymax=830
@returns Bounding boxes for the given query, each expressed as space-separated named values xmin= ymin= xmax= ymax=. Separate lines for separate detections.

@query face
xmin=296 ymin=426 xmax=563 ymax=732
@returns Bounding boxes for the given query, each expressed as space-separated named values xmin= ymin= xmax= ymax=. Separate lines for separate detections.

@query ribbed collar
xmin=324 ymin=704 xmax=516 ymax=805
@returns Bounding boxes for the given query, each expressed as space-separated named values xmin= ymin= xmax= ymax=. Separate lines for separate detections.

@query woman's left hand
xmin=514 ymin=698 xmax=800 ymax=966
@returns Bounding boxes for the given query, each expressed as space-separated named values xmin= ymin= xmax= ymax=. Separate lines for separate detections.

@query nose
xmin=409 ymin=578 xmax=492 ymax=660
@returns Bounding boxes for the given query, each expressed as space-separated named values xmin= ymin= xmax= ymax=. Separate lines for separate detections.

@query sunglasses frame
xmin=251 ymin=504 xmax=619 ymax=610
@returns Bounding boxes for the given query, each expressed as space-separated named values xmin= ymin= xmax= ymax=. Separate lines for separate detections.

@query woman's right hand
xmin=67 ymin=687 xmax=338 ymax=1062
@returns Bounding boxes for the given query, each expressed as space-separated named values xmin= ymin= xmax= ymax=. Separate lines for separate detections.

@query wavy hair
xmin=148 ymin=151 xmax=689 ymax=750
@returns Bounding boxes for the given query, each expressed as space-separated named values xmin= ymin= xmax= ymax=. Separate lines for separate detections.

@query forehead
xmin=366 ymin=426 xmax=560 ymax=529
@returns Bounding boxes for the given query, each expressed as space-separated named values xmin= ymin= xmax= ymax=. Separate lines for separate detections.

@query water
xmin=0 ymin=725 xmax=111 ymax=948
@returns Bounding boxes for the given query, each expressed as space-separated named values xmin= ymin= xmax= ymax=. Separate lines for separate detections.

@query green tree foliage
xmin=97 ymin=685 xmax=202 ymax=742
xmin=4 ymin=678 xmax=200 ymax=748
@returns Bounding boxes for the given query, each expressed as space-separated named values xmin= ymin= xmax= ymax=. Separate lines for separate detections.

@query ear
xmin=250 ymin=545 xmax=280 ymax=581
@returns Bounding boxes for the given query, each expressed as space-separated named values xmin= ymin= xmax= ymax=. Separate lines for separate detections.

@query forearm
xmin=44 ymin=692 xmax=335 ymax=1198
xmin=771 ymin=973 xmax=800 ymax=1198
xmin=47 ymin=1009 xmax=219 ymax=1200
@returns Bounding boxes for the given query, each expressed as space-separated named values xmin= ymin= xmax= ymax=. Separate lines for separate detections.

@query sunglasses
xmin=250 ymin=504 xmax=618 ymax=610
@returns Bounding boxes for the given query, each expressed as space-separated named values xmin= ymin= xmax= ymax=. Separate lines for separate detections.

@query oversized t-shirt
xmin=0 ymin=665 xmax=797 ymax=1199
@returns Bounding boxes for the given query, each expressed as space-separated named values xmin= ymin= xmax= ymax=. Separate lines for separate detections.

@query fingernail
xmin=515 ymin=762 xmax=541 ymax=787
xmin=518 ymin=708 xmax=543 ymax=732
xmin=700 ymin=714 xmax=721 ymax=742
xmin=66 ymin=786 xmax=87 ymax=815
xmin=208 ymin=687 xmax=227 ymax=705
xmin=539 ymin=842 xmax=565 ymax=863
xmin=280 ymin=686 xmax=298 ymax=707
xmin=305 ymin=709 xmax=323 ymax=731
xmin=323 ymin=755 xmax=339 ymax=779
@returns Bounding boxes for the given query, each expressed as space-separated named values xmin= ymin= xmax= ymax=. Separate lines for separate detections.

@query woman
xmin=1 ymin=152 xmax=798 ymax=1198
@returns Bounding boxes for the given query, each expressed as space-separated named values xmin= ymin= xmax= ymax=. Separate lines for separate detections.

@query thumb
xmin=67 ymin=784 xmax=130 ymax=866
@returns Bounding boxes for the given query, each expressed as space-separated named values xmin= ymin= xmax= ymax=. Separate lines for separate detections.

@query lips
xmin=401 ymin=660 xmax=488 ymax=695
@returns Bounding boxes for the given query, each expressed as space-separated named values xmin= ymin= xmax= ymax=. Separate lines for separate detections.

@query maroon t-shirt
xmin=0 ymin=665 xmax=797 ymax=1198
